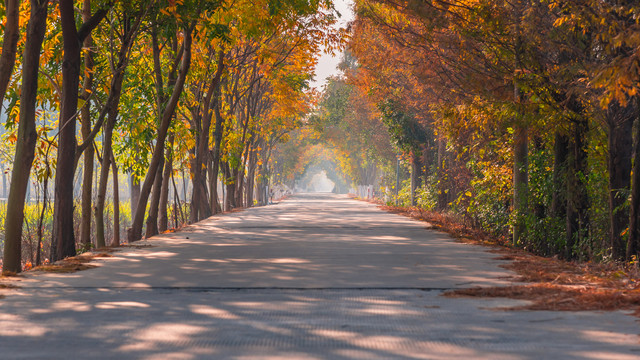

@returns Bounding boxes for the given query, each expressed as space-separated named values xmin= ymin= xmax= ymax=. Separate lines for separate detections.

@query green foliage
xmin=379 ymin=99 xmax=428 ymax=154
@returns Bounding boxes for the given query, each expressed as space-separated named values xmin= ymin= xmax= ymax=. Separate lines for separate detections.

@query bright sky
xmin=310 ymin=0 xmax=354 ymax=91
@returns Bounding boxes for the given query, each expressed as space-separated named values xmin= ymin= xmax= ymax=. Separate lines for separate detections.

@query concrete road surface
xmin=0 ymin=193 xmax=638 ymax=359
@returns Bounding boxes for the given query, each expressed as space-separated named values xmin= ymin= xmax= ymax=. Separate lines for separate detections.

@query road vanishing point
xmin=0 ymin=193 xmax=638 ymax=359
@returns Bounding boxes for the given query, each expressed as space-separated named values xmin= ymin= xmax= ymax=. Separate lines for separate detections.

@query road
xmin=0 ymin=193 xmax=638 ymax=359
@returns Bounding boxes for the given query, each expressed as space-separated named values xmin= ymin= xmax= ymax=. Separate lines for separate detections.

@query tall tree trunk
xmin=256 ymin=165 xmax=264 ymax=206
xmin=209 ymin=154 xmax=220 ymax=213
xmin=234 ymin=167 xmax=242 ymax=208
xmin=111 ymin=154 xmax=120 ymax=247
xmin=171 ymin=170 xmax=185 ymax=225
xmin=235 ymin=164 xmax=245 ymax=207
xmin=436 ymin=136 xmax=447 ymax=210
xmin=532 ymin=136 xmax=546 ymax=221
xmin=210 ymin=97 xmax=225 ymax=214
xmin=551 ymin=132 xmax=569 ymax=219
xmin=246 ymin=150 xmax=257 ymax=207
xmin=0 ymin=0 xmax=20 ymax=107
xmin=2 ymin=164 xmax=7 ymax=198
xmin=513 ymin=124 xmax=529 ymax=246
xmin=130 ymin=174 xmax=140 ymax=216
xmin=79 ymin=0 xmax=95 ymax=250
xmin=2 ymin=0 xmax=49 ymax=274
xmin=51 ymin=0 xmax=109 ymax=262
xmin=223 ymin=162 xmax=235 ymax=211
xmin=607 ymin=99 xmax=636 ymax=260
xmin=410 ymin=152 xmax=421 ymax=206
xmin=158 ymin=135 xmax=174 ymax=232
xmin=129 ymin=24 xmax=194 ymax=242
xmin=566 ymin=115 xmax=590 ymax=260
xmin=89 ymin=14 xmax=133 ymax=248
xmin=145 ymin=155 xmax=164 ymax=238
xmin=95 ymin=121 xmax=113 ymax=248
xmin=36 ymin=164 xmax=50 ymax=266
xmin=627 ymin=117 xmax=640 ymax=259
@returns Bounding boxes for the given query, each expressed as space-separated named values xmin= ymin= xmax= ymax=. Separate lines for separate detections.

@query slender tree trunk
xmin=513 ymin=124 xmax=529 ymax=245
xmin=511 ymin=0 xmax=529 ymax=247
xmin=234 ymin=167 xmax=242 ymax=208
xmin=91 ymin=28 xmax=132 ymax=248
xmin=436 ymin=136 xmax=447 ymax=210
xmin=171 ymin=170 xmax=185 ymax=225
xmin=95 ymin=122 xmax=113 ymax=248
xmin=410 ymin=152 xmax=421 ymax=206
xmin=189 ymin=150 xmax=200 ymax=222
xmin=2 ymin=0 xmax=49 ymax=274
xmin=532 ymin=136 xmax=546 ymax=220
xmin=566 ymin=115 xmax=590 ymax=260
xmin=607 ymin=99 xmax=636 ymax=260
xmin=246 ymin=150 xmax=257 ymax=207
xmin=209 ymin=154 xmax=219 ymax=213
xmin=235 ymin=163 xmax=245 ymax=208
xmin=552 ymin=132 xmax=569 ymax=218
xmin=79 ymin=0 xmax=95 ymax=250
xmin=145 ymin=155 xmax=164 ymax=238
xmin=256 ymin=166 xmax=264 ymax=206
xmin=0 ymin=0 xmax=20 ymax=107
xmin=210 ymin=98 xmax=225 ymax=214
xmin=35 ymin=166 xmax=49 ymax=266
xmin=627 ymin=117 xmax=640 ymax=259
xmin=2 ymin=164 xmax=7 ymax=198
xmin=129 ymin=25 xmax=194 ymax=242
xmin=223 ymin=162 xmax=235 ymax=211
xmin=111 ymin=154 xmax=120 ymax=247
xmin=130 ymin=175 xmax=140 ymax=216
xmin=158 ymin=135 xmax=174 ymax=232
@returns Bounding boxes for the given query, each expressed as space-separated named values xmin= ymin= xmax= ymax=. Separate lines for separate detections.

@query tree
xmin=50 ymin=0 xmax=111 ymax=262
xmin=3 ymin=0 xmax=50 ymax=274
xmin=129 ymin=15 xmax=197 ymax=242
xmin=0 ymin=0 xmax=20 ymax=108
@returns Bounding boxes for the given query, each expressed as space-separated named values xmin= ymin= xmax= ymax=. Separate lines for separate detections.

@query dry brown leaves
xmin=446 ymin=284 xmax=640 ymax=313
xmin=32 ymin=251 xmax=114 ymax=273
xmin=0 ymin=283 xmax=20 ymax=289
xmin=372 ymin=200 xmax=640 ymax=315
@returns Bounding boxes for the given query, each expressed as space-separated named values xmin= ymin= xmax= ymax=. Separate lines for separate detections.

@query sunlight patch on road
xmin=189 ymin=305 xmax=240 ymax=319
xmin=96 ymin=301 xmax=150 ymax=309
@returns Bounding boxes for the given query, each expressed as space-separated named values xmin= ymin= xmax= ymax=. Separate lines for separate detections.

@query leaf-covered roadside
xmin=368 ymin=198 xmax=640 ymax=316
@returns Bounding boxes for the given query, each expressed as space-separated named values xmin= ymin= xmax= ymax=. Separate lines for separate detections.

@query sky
xmin=309 ymin=0 xmax=355 ymax=91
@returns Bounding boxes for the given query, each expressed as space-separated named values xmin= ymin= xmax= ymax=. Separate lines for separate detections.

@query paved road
xmin=0 ymin=193 xmax=638 ymax=359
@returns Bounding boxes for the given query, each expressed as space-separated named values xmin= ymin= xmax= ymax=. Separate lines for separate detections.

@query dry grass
xmin=371 ymin=199 xmax=640 ymax=315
